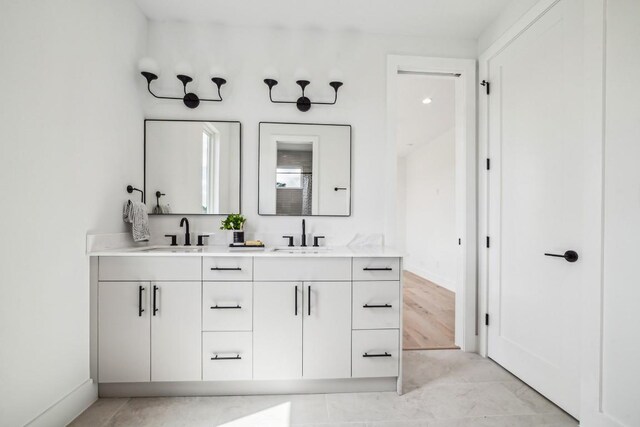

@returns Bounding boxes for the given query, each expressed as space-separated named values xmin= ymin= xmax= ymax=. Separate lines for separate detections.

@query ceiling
xmin=134 ymin=0 xmax=512 ymax=39
xmin=396 ymin=73 xmax=456 ymax=157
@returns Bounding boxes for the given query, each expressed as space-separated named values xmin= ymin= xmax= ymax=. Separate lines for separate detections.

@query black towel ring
xmin=127 ymin=185 xmax=144 ymax=203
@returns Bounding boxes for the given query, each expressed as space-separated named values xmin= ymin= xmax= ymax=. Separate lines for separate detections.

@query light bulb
xmin=138 ymin=57 xmax=159 ymax=75
xmin=174 ymin=62 xmax=193 ymax=77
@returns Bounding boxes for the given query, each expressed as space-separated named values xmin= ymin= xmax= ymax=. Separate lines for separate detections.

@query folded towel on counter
xmin=123 ymin=201 xmax=150 ymax=242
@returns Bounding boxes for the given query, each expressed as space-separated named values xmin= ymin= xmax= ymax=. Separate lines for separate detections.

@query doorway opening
xmin=386 ymin=55 xmax=477 ymax=353
xmin=396 ymin=72 xmax=459 ymax=350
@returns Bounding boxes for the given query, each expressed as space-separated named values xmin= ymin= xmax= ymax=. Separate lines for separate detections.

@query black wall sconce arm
xmin=140 ymin=71 xmax=226 ymax=109
xmin=263 ymin=79 xmax=343 ymax=112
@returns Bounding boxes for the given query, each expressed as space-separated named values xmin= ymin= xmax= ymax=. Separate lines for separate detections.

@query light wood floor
xmin=403 ymin=270 xmax=458 ymax=350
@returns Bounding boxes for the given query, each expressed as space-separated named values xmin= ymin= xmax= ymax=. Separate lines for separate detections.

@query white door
xmin=150 ymin=281 xmax=201 ymax=382
xmin=98 ymin=282 xmax=150 ymax=383
xmin=487 ymin=0 xmax=583 ymax=418
xmin=254 ymin=282 xmax=303 ymax=380
xmin=302 ymin=282 xmax=352 ymax=379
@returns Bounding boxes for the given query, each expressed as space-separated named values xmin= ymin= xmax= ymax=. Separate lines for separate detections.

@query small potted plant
xmin=220 ymin=213 xmax=247 ymax=244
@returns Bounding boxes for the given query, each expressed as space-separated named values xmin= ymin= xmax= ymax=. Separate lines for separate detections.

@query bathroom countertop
xmin=88 ymin=244 xmax=404 ymax=258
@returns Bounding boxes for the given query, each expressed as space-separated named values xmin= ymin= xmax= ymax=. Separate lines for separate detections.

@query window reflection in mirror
xmin=145 ymin=120 xmax=241 ymax=215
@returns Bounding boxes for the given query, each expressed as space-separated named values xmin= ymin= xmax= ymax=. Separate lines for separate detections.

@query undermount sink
xmin=136 ymin=246 xmax=203 ymax=253
xmin=271 ymin=247 xmax=333 ymax=254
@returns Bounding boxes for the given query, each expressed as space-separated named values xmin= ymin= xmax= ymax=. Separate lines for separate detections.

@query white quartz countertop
xmin=88 ymin=245 xmax=403 ymax=258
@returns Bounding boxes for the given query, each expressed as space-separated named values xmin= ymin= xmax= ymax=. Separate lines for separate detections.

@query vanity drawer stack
xmin=202 ymin=257 xmax=254 ymax=381
xmin=351 ymin=257 xmax=401 ymax=378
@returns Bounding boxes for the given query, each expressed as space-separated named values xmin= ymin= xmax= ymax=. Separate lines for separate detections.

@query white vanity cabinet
xmin=253 ymin=280 xmax=352 ymax=380
xmin=97 ymin=257 xmax=201 ymax=383
xmin=92 ymin=250 xmax=402 ymax=396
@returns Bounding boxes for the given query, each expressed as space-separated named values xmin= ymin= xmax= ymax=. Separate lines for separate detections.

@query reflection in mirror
xmin=259 ymin=122 xmax=351 ymax=216
xmin=145 ymin=120 xmax=241 ymax=215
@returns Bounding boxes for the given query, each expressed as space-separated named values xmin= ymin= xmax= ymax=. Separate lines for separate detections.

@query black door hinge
xmin=486 ymin=236 xmax=490 ymax=248
xmin=481 ymin=80 xmax=490 ymax=95
xmin=485 ymin=313 xmax=490 ymax=326
xmin=486 ymin=158 xmax=491 ymax=170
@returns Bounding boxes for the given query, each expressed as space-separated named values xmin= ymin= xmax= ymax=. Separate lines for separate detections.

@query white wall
xmin=142 ymin=22 xmax=476 ymax=245
xmin=0 ymin=1 xmax=146 ymax=425
xmin=402 ymin=128 xmax=458 ymax=291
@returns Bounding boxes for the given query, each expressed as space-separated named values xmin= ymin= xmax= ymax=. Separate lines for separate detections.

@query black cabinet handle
xmin=210 ymin=304 xmax=242 ymax=310
xmin=211 ymin=354 xmax=241 ymax=360
xmin=544 ymin=250 xmax=579 ymax=263
xmin=138 ymin=285 xmax=145 ymax=317
xmin=363 ymin=304 xmax=393 ymax=308
xmin=334 ymin=187 xmax=347 ymax=191
xmin=308 ymin=285 xmax=311 ymax=316
xmin=152 ymin=285 xmax=158 ymax=316
xmin=363 ymin=352 xmax=392 ymax=358
xmin=363 ymin=267 xmax=393 ymax=271
xmin=294 ymin=285 xmax=298 ymax=316
xmin=210 ymin=267 xmax=242 ymax=271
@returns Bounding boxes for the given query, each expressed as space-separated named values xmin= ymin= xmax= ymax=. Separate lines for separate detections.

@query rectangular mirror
xmin=259 ymin=122 xmax=351 ymax=216
xmin=145 ymin=120 xmax=241 ymax=215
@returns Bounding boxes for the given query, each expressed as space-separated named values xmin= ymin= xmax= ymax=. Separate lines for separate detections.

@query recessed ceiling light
xmin=422 ymin=97 xmax=432 ymax=104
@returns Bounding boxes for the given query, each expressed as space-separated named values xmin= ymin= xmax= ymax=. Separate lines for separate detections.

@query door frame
xmin=386 ymin=55 xmax=477 ymax=352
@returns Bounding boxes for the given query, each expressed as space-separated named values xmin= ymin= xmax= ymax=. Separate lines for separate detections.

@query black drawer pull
xmin=363 ymin=304 xmax=393 ymax=308
xmin=210 ymin=304 xmax=242 ymax=310
xmin=211 ymin=267 xmax=242 ymax=271
xmin=152 ymin=285 xmax=159 ymax=316
xmin=363 ymin=267 xmax=393 ymax=271
xmin=211 ymin=354 xmax=241 ymax=360
xmin=363 ymin=352 xmax=392 ymax=358
xmin=138 ymin=285 xmax=145 ymax=317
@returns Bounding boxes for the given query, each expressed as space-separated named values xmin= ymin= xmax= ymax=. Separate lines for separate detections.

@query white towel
xmin=123 ymin=201 xmax=150 ymax=242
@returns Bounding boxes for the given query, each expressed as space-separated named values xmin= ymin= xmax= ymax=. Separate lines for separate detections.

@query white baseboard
xmin=27 ymin=379 xmax=97 ymax=427
xmin=405 ymin=264 xmax=457 ymax=293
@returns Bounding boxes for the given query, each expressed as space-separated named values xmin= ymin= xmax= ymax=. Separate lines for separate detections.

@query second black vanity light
xmin=263 ymin=78 xmax=343 ymax=112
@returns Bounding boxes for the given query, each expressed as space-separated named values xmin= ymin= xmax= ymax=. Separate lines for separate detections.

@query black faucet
xmin=180 ymin=217 xmax=191 ymax=246
xmin=301 ymin=219 xmax=307 ymax=247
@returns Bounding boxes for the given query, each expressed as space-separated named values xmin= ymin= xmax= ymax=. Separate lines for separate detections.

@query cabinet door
xmin=253 ymin=282 xmax=302 ymax=380
xmin=303 ymin=282 xmax=352 ymax=379
xmin=98 ymin=282 xmax=150 ymax=383
xmin=151 ymin=281 xmax=201 ymax=382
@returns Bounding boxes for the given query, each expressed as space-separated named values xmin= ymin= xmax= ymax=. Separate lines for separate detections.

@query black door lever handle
xmin=544 ymin=250 xmax=579 ymax=263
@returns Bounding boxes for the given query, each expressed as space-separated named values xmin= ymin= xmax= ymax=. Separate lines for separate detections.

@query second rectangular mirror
xmin=259 ymin=122 xmax=351 ymax=216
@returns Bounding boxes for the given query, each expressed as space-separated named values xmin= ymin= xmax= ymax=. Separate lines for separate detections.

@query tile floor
xmin=69 ymin=350 xmax=578 ymax=426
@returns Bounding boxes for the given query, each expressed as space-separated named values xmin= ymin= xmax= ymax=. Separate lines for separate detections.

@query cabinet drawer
xmin=203 ymin=257 xmax=253 ymax=281
xmin=99 ymin=256 xmax=201 ymax=281
xmin=203 ymin=282 xmax=252 ymax=331
xmin=254 ymin=257 xmax=351 ymax=281
xmin=353 ymin=281 xmax=400 ymax=329
xmin=352 ymin=258 xmax=400 ymax=281
xmin=202 ymin=332 xmax=252 ymax=381
xmin=352 ymin=329 xmax=400 ymax=378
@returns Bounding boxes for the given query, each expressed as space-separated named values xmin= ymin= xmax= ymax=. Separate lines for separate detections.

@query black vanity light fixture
xmin=263 ymin=77 xmax=343 ymax=112
xmin=138 ymin=58 xmax=227 ymax=109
